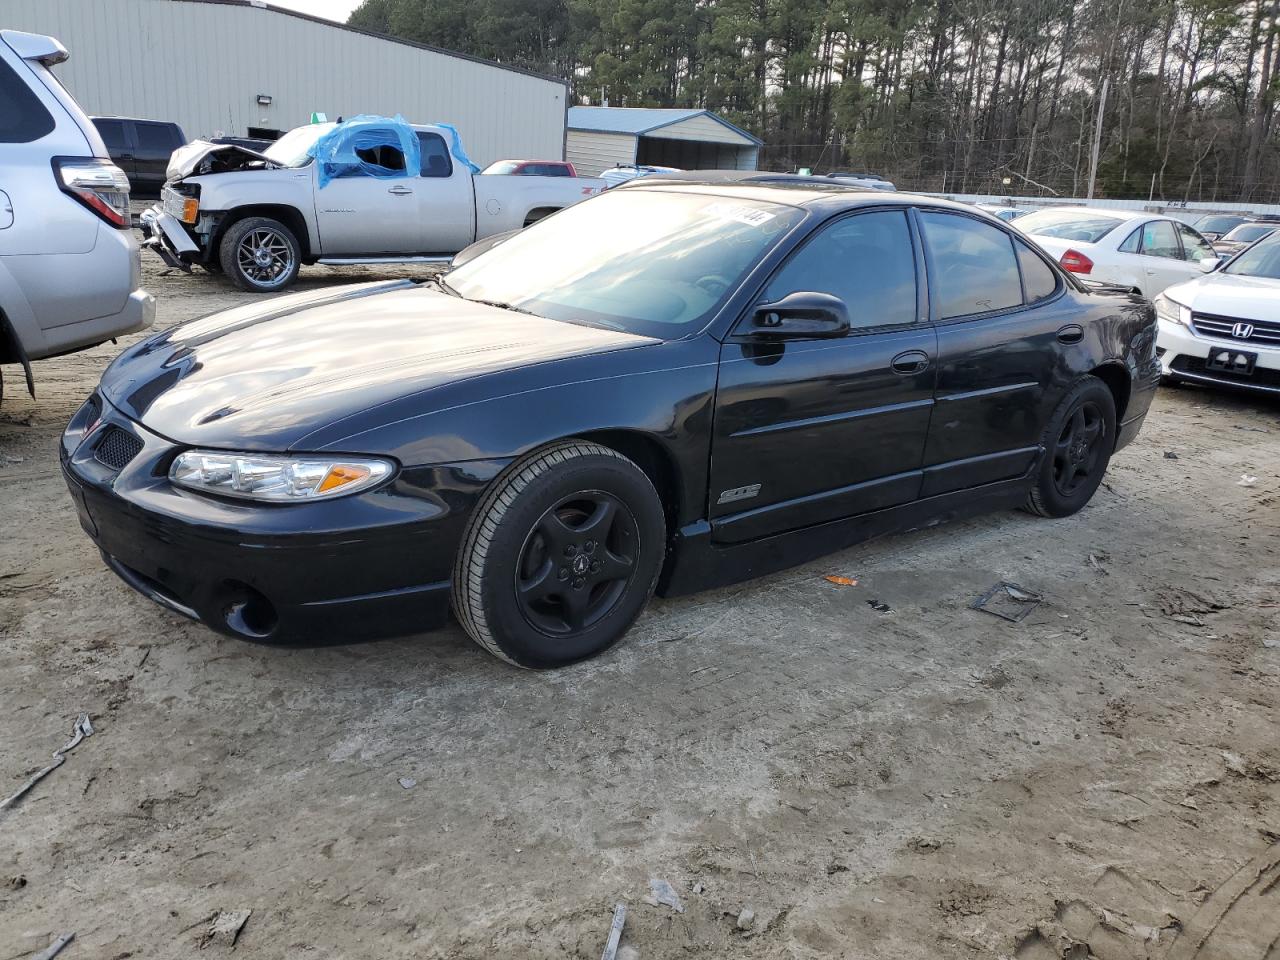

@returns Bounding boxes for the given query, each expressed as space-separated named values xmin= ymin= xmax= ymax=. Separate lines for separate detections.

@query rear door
xmin=130 ymin=121 xmax=183 ymax=198
xmin=918 ymin=209 xmax=1067 ymax=496
xmin=708 ymin=208 xmax=937 ymax=544
xmin=412 ymin=130 xmax=475 ymax=253
xmin=1120 ymin=219 xmax=1193 ymax=295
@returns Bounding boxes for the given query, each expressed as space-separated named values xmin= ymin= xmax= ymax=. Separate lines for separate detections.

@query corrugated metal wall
xmin=565 ymin=130 xmax=636 ymax=176
xmin=2 ymin=0 xmax=567 ymax=166
xmin=649 ymin=114 xmax=754 ymax=146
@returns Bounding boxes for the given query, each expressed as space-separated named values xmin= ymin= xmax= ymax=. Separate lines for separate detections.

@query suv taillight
xmin=51 ymin=157 xmax=131 ymax=228
xmin=1059 ymin=248 xmax=1093 ymax=274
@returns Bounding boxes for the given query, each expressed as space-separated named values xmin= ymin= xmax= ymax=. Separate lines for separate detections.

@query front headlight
xmin=1153 ymin=293 xmax=1191 ymax=327
xmin=169 ymin=450 xmax=395 ymax=502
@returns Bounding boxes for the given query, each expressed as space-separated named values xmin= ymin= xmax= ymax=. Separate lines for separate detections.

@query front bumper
xmin=139 ymin=204 xmax=200 ymax=270
xmin=1157 ymin=317 xmax=1280 ymax=394
xmin=60 ymin=395 xmax=499 ymax=644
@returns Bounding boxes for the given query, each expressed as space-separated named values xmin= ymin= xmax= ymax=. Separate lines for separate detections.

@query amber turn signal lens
xmin=181 ymin=197 xmax=199 ymax=223
xmin=317 ymin=464 xmax=372 ymax=493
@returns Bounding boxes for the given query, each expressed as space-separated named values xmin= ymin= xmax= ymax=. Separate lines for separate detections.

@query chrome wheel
xmin=514 ymin=491 xmax=639 ymax=635
xmin=236 ymin=227 xmax=294 ymax=287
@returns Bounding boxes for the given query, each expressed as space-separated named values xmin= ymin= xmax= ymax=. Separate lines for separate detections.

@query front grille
xmin=1190 ymin=312 xmax=1280 ymax=347
xmin=1171 ymin=355 xmax=1280 ymax=390
xmin=94 ymin=425 xmax=144 ymax=470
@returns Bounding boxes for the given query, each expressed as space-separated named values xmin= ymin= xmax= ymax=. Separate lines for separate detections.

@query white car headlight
xmin=1153 ymin=293 xmax=1191 ymax=327
xmin=170 ymin=450 xmax=395 ymax=502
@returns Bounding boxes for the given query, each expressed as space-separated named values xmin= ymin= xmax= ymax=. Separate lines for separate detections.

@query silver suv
xmin=0 ymin=30 xmax=154 ymax=401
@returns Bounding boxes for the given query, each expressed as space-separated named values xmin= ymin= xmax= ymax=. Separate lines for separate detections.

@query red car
xmin=481 ymin=159 xmax=577 ymax=177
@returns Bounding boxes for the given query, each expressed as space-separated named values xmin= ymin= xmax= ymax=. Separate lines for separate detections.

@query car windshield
xmin=1222 ymin=224 xmax=1273 ymax=243
xmin=444 ymin=189 xmax=804 ymax=339
xmin=482 ymin=160 xmax=520 ymax=175
xmin=1014 ymin=209 xmax=1124 ymax=242
xmin=262 ymin=124 xmax=333 ymax=167
xmin=1194 ymin=215 xmax=1245 ymax=233
xmin=1222 ymin=232 xmax=1280 ymax=278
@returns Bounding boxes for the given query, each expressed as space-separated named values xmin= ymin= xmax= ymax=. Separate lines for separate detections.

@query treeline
xmin=349 ymin=0 xmax=1280 ymax=203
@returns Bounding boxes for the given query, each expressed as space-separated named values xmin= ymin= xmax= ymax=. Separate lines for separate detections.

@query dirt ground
xmin=1 ymin=249 xmax=1278 ymax=960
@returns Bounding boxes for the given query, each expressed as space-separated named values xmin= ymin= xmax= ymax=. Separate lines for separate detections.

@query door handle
xmin=890 ymin=350 xmax=930 ymax=375
xmin=388 ymin=186 xmax=413 ymax=196
xmin=1057 ymin=324 xmax=1084 ymax=344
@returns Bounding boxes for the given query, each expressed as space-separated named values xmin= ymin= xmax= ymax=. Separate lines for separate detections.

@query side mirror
xmin=1199 ymin=256 xmax=1221 ymax=273
xmin=750 ymin=291 xmax=850 ymax=339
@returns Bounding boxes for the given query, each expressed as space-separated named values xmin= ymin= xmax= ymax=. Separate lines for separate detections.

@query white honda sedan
xmin=1155 ymin=231 xmax=1280 ymax=395
xmin=1015 ymin=207 xmax=1218 ymax=297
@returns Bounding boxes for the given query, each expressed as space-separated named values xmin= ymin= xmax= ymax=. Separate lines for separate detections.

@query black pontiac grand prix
xmin=62 ymin=183 xmax=1159 ymax=667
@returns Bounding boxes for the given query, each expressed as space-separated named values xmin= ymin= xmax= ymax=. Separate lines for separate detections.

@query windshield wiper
xmin=420 ymin=274 xmax=460 ymax=297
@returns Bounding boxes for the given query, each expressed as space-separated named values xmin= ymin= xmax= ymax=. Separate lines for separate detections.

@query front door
xmin=312 ymin=129 xmax=423 ymax=256
xmin=709 ymin=209 xmax=937 ymax=544
xmin=916 ymin=210 xmax=1068 ymax=495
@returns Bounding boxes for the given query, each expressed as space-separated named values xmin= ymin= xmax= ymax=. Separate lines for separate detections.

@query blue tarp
xmin=307 ymin=114 xmax=421 ymax=189
xmin=435 ymin=122 xmax=480 ymax=174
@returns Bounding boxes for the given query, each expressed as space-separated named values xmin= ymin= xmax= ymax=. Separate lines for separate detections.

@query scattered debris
xmin=909 ymin=837 xmax=942 ymax=853
xmin=1178 ymin=796 xmax=1199 ymax=810
xmin=736 ymin=907 xmax=756 ymax=930
xmin=692 ymin=882 xmax=704 ymax=894
xmin=1164 ymin=451 xmax=1179 ymax=459
xmin=970 ymin=582 xmax=1043 ymax=622
xmin=200 ymin=909 xmax=251 ymax=949
xmin=137 ymin=646 xmax=152 ymax=669
xmin=644 ymin=878 xmax=684 ymax=913
xmin=1158 ymin=587 xmax=1228 ymax=627
xmin=1264 ymin=636 xmax=1278 ymax=649
xmin=1239 ymin=474 xmax=1258 ymax=486
xmin=600 ymin=903 xmax=626 ymax=960
xmin=823 ymin=574 xmax=858 ymax=586
xmin=398 ymin=777 xmax=417 ymax=790
xmin=31 ymin=933 xmax=74 ymax=960
xmin=1088 ymin=552 xmax=1111 ymax=575
xmin=8 ymin=874 xmax=27 ymax=889
xmin=1234 ymin=424 xmax=1270 ymax=433
xmin=0 ymin=714 xmax=94 ymax=815
xmin=866 ymin=599 xmax=891 ymax=613
xmin=1222 ymin=751 xmax=1247 ymax=777
xmin=826 ymin=862 xmax=849 ymax=875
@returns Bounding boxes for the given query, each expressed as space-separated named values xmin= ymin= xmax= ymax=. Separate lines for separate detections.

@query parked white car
xmin=977 ymin=203 xmax=1029 ymax=222
xmin=141 ymin=119 xmax=604 ymax=291
xmin=1015 ymin=207 xmax=1218 ymax=297
xmin=0 ymin=30 xmax=154 ymax=402
xmin=1155 ymin=231 xmax=1280 ymax=395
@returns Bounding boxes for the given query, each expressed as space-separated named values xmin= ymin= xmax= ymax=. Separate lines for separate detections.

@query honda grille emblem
xmin=1232 ymin=322 xmax=1255 ymax=339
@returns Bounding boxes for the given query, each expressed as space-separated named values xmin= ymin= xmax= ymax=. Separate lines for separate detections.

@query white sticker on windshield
xmin=703 ymin=202 xmax=776 ymax=227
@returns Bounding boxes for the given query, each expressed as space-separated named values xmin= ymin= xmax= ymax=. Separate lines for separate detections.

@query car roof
xmin=623 ymin=179 xmax=989 ymax=214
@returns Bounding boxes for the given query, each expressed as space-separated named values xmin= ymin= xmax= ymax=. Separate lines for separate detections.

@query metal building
xmin=1 ymin=0 xmax=568 ymax=166
xmin=566 ymin=107 xmax=761 ymax=176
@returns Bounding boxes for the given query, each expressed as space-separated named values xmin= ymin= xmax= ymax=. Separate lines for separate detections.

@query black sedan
xmin=61 ymin=183 xmax=1160 ymax=668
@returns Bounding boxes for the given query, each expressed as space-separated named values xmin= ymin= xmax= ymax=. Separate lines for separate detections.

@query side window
xmin=764 ymin=210 xmax=917 ymax=330
xmin=1177 ymin=223 xmax=1216 ymax=262
xmin=1015 ymin=240 xmax=1060 ymax=303
xmin=919 ymin=211 xmax=1023 ymax=319
xmin=93 ymin=119 xmax=129 ymax=152
xmin=0 ymin=57 xmax=56 ymax=144
xmin=1118 ymin=228 xmax=1141 ymax=253
xmin=135 ymin=122 xmax=179 ymax=153
xmin=353 ymin=142 xmax=405 ymax=172
xmin=417 ymin=132 xmax=453 ymax=178
xmin=1139 ymin=220 xmax=1180 ymax=259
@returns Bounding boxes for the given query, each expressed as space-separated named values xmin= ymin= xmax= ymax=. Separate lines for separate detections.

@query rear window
xmin=920 ymin=211 xmax=1023 ymax=319
xmin=1194 ymin=215 xmax=1245 ymax=234
xmin=0 ymin=57 xmax=56 ymax=143
xmin=1015 ymin=209 xmax=1124 ymax=243
xmin=1015 ymin=240 xmax=1060 ymax=302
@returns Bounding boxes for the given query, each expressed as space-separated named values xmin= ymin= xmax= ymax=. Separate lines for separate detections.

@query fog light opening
xmin=222 ymin=582 xmax=278 ymax=639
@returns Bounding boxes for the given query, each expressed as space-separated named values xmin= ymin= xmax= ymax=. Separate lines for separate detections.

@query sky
xmin=269 ymin=0 xmax=362 ymax=24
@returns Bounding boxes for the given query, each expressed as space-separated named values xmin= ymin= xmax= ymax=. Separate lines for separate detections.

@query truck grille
xmin=94 ymin=426 xmax=144 ymax=470
xmin=1190 ymin=312 xmax=1280 ymax=346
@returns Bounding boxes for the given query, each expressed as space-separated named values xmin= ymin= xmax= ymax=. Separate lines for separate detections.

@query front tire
xmin=452 ymin=440 xmax=666 ymax=668
xmin=1025 ymin=375 xmax=1117 ymax=518
xmin=219 ymin=216 xmax=301 ymax=292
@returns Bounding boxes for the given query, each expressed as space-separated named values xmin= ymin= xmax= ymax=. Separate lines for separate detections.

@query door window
xmin=763 ymin=210 xmax=917 ymax=330
xmin=1177 ymin=223 xmax=1217 ymax=262
xmin=1137 ymin=220 xmax=1180 ymax=258
xmin=1015 ymin=240 xmax=1060 ymax=302
xmin=919 ymin=211 xmax=1023 ymax=319
xmin=0 ymin=58 xmax=55 ymax=143
xmin=135 ymin=122 xmax=180 ymax=153
xmin=93 ymin=119 xmax=129 ymax=152
xmin=416 ymin=132 xmax=453 ymax=178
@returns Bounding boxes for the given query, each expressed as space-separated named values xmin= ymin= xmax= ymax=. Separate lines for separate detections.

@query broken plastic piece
xmin=644 ymin=877 xmax=684 ymax=913
xmin=307 ymin=115 xmax=421 ymax=189
xmin=0 ymin=714 xmax=94 ymax=815
xmin=824 ymin=575 xmax=858 ymax=586
xmin=970 ymin=582 xmax=1042 ymax=622
xmin=32 ymin=933 xmax=74 ymax=960
xmin=600 ymin=903 xmax=626 ymax=960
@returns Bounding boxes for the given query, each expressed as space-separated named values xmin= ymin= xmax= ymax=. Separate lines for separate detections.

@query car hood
xmin=167 ymin=139 xmax=278 ymax=180
xmin=99 ymin=280 xmax=656 ymax=451
xmin=1164 ymin=271 xmax=1280 ymax=321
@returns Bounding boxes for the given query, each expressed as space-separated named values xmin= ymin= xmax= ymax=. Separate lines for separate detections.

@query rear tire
xmin=1025 ymin=375 xmax=1116 ymax=518
xmin=452 ymin=440 xmax=665 ymax=668
xmin=219 ymin=216 xmax=301 ymax=292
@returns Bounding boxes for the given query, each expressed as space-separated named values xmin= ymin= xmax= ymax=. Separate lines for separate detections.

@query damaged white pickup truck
xmin=140 ymin=117 xmax=603 ymax=292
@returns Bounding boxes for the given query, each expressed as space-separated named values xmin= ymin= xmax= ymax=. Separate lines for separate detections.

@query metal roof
xmin=567 ymin=107 xmax=763 ymax=145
